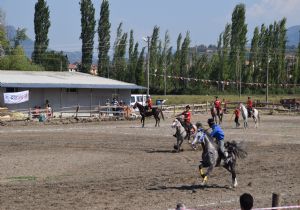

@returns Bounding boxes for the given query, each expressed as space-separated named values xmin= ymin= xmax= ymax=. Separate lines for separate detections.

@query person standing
xmin=240 ymin=193 xmax=254 ymax=210
xmin=234 ymin=106 xmax=240 ymax=128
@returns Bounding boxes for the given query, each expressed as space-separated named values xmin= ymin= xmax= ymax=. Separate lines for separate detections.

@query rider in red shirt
xmin=214 ymin=96 xmax=222 ymax=116
xmin=174 ymin=105 xmax=192 ymax=138
xmin=247 ymin=96 xmax=253 ymax=117
xmin=146 ymin=95 xmax=152 ymax=111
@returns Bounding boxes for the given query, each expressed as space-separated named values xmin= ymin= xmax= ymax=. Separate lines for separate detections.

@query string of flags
xmin=150 ymin=73 xmax=300 ymax=87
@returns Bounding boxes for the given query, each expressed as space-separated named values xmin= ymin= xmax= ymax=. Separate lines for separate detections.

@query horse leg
xmin=157 ymin=115 xmax=160 ymax=127
xmin=177 ymin=137 xmax=183 ymax=152
xmin=142 ymin=116 xmax=145 ymax=128
xmin=230 ymin=163 xmax=238 ymax=188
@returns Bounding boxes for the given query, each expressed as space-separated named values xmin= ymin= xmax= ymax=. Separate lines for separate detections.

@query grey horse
xmin=192 ymin=128 xmax=247 ymax=188
xmin=171 ymin=118 xmax=187 ymax=152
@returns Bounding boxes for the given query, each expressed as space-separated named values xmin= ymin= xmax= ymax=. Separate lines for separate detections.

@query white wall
xmin=0 ymin=88 xmax=131 ymax=111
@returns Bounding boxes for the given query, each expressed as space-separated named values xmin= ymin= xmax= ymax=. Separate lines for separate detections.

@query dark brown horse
xmin=133 ymin=102 xmax=164 ymax=127
xmin=210 ymin=106 xmax=223 ymax=124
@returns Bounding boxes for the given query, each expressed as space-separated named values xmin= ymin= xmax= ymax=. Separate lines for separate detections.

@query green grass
xmin=152 ymin=94 xmax=300 ymax=105
xmin=7 ymin=176 xmax=37 ymax=181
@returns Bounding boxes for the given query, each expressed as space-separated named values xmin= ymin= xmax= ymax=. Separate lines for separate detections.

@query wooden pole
xmin=90 ymin=89 xmax=92 ymax=117
xmin=272 ymin=193 xmax=281 ymax=209
xmin=173 ymin=105 xmax=176 ymax=116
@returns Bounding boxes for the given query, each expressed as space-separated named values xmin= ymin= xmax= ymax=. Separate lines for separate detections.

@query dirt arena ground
xmin=0 ymin=113 xmax=299 ymax=210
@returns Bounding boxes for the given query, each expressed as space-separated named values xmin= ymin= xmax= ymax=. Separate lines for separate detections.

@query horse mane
xmin=225 ymin=140 xmax=247 ymax=159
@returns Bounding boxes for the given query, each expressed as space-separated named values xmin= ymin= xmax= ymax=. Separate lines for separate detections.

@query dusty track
xmin=0 ymin=114 xmax=299 ymax=209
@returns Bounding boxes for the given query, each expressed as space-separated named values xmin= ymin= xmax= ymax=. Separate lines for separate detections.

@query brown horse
xmin=210 ymin=106 xmax=223 ymax=124
xmin=133 ymin=102 xmax=164 ymax=127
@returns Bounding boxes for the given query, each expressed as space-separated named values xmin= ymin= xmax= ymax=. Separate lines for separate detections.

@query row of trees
xmin=1 ymin=1 xmax=300 ymax=94
xmin=0 ymin=1 xmax=68 ymax=71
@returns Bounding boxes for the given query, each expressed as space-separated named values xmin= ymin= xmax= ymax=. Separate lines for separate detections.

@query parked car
xmin=130 ymin=94 xmax=147 ymax=107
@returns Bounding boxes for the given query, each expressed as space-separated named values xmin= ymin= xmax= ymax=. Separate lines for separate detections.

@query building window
xmin=6 ymin=88 xmax=19 ymax=92
xmin=65 ymin=88 xmax=78 ymax=93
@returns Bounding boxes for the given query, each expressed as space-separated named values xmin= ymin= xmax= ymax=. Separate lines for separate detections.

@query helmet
xmin=196 ymin=122 xmax=202 ymax=128
xmin=215 ymin=96 xmax=219 ymax=99
xmin=207 ymin=118 xmax=215 ymax=127
xmin=186 ymin=105 xmax=190 ymax=109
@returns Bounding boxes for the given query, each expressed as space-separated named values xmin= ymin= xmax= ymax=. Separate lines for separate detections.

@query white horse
xmin=171 ymin=118 xmax=187 ymax=152
xmin=240 ymin=103 xmax=260 ymax=129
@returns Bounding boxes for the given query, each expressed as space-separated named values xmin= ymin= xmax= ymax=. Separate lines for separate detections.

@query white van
xmin=130 ymin=94 xmax=148 ymax=106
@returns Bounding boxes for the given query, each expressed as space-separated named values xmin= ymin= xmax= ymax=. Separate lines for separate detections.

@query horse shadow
xmin=145 ymin=149 xmax=174 ymax=153
xmin=147 ymin=183 xmax=232 ymax=191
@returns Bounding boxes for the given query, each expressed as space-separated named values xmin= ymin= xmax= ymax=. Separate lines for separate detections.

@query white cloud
xmin=247 ymin=0 xmax=300 ymax=24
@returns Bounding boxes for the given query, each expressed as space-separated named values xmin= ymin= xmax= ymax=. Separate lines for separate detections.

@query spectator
xmin=240 ymin=193 xmax=254 ymax=210
xmin=175 ymin=203 xmax=186 ymax=210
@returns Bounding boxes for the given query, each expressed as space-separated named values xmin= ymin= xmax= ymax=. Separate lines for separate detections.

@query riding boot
xmin=199 ymin=168 xmax=206 ymax=178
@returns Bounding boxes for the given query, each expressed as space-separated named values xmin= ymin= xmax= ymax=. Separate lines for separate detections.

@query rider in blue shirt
xmin=207 ymin=118 xmax=228 ymax=166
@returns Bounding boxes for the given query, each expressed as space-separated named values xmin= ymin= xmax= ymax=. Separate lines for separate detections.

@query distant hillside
xmin=5 ymin=25 xmax=84 ymax=63
xmin=287 ymin=25 xmax=300 ymax=47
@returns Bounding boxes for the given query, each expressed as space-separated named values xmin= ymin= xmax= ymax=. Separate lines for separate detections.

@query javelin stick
xmin=230 ymin=113 xmax=234 ymax=121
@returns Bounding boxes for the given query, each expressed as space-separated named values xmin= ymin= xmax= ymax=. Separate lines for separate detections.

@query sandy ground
xmin=0 ymin=113 xmax=299 ymax=210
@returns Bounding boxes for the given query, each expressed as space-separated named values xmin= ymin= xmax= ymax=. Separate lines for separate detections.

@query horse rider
xmin=207 ymin=118 xmax=229 ymax=166
xmin=247 ymin=96 xmax=253 ymax=117
xmin=214 ymin=96 xmax=222 ymax=116
xmin=191 ymin=121 xmax=206 ymax=149
xmin=174 ymin=105 xmax=192 ymax=138
xmin=145 ymin=95 xmax=152 ymax=112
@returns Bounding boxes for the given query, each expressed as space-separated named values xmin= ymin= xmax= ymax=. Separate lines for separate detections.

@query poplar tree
xmin=112 ymin=23 xmax=127 ymax=80
xmin=97 ymin=0 xmax=110 ymax=77
xmin=180 ymin=31 xmax=191 ymax=90
xmin=127 ymin=30 xmax=135 ymax=82
xmin=136 ymin=47 xmax=145 ymax=86
xmin=250 ymin=27 xmax=260 ymax=83
xmin=80 ymin=0 xmax=96 ymax=73
xmin=171 ymin=33 xmax=182 ymax=91
xmin=32 ymin=0 xmax=50 ymax=64
xmin=149 ymin=26 xmax=159 ymax=88
xmin=229 ymin=4 xmax=247 ymax=89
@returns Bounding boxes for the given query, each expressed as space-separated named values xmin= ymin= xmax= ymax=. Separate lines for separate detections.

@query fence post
xmin=29 ymin=108 xmax=32 ymax=120
xmin=272 ymin=193 xmax=281 ymax=209
xmin=192 ymin=104 xmax=195 ymax=115
xmin=173 ymin=105 xmax=176 ymax=116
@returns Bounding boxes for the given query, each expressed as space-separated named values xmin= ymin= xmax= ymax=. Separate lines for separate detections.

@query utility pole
xmin=266 ymin=49 xmax=270 ymax=104
xmin=237 ymin=49 xmax=241 ymax=99
xmin=163 ymin=62 xmax=167 ymax=96
xmin=146 ymin=36 xmax=150 ymax=96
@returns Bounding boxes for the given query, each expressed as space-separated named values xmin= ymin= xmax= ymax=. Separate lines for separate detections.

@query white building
xmin=0 ymin=70 xmax=145 ymax=111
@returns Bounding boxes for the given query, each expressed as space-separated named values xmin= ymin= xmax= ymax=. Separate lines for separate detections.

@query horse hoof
xmin=232 ymin=178 xmax=238 ymax=188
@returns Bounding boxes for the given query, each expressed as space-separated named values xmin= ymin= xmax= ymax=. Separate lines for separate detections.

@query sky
xmin=0 ymin=0 xmax=300 ymax=52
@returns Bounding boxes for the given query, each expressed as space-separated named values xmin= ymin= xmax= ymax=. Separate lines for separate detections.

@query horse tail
xmin=226 ymin=140 xmax=247 ymax=159
xmin=160 ymin=109 xmax=165 ymax=120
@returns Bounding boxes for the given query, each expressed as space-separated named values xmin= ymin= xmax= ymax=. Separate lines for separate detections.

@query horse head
xmin=133 ymin=102 xmax=138 ymax=109
xmin=172 ymin=118 xmax=181 ymax=128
